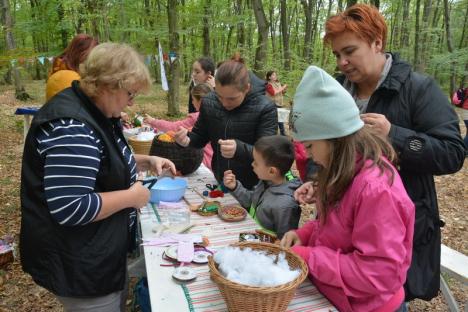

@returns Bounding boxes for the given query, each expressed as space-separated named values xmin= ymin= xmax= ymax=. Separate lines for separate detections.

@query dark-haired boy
xmin=223 ymin=135 xmax=301 ymax=239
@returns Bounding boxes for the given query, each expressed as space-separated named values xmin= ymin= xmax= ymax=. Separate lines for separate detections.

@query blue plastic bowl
xmin=148 ymin=177 xmax=188 ymax=204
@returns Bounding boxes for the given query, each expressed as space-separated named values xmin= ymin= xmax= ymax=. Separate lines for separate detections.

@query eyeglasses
xmin=127 ymin=90 xmax=137 ymax=101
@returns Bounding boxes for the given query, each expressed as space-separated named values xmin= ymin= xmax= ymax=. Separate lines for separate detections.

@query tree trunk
xmin=389 ymin=1 xmax=400 ymax=50
xmin=321 ymin=0 xmax=333 ymax=67
xmin=280 ymin=0 xmax=290 ymax=70
xmin=225 ymin=25 xmax=234 ymax=61
xmin=301 ymin=0 xmax=313 ymax=63
xmin=417 ymin=0 xmax=433 ymax=72
xmin=459 ymin=5 xmax=468 ymax=49
xmin=202 ymin=0 xmax=211 ymax=57
xmin=252 ymin=0 xmax=269 ymax=77
xmin=346 ymin=0 xmax=357 ymax=8
xmin=57 ymin=2 xmax=68 ymax=49
xmin=85 ymin=0 xmax=101 ymax=40
xmin=310 ymin=0 xmax=323 ymax=63
xmin=29 ymin=0 xmax=44 ymax=80
xmin=269 ymin=0 xmax=277 ymax=58
xmin=235 ymin=0 xmax=245 ymax=49
xmin=337 ymin=0 xmax=344 ymax=12
xmin=414 ymin=0 xmax=421 ymax=68
xmin=1 ymin=0 xmax=31 ymax=100
xmin=167 ymin=0 xmax=180 ymax=115
xmin=443 ymin=0 xmax=456 ymax=94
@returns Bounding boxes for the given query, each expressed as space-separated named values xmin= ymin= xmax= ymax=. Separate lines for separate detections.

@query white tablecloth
xmin=277 ymin=107 xmax=290 ymax=123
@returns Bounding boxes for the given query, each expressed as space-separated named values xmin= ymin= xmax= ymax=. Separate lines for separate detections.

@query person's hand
xmin=121 ymin=112 xmax=130 ymax=122
xmin=206 ymin=75 xmax=215 ymax=89
xmin=143 ymin=114 xmax=155 ymax=125
xmin=129 ymin=181 xmax=151 ymax=208
xmin=174 ymin=127 xmax=190 ymax=147
xmin=280 ymin=231 xmax=302 ymax=248
xmin=360 ymin=113 xmax=391 ymax=137
xmin=148 ymin=156 xmax=177 ymax=176
xmin=282 ymin=84 xmax=288 ymax=93
xmin=218 ymin=139 xmax=236 ymax=158
xmin=294 ymin=181 xmax=316 ymax=205
xmin=223 ymin=170 xmax=237 ymax=190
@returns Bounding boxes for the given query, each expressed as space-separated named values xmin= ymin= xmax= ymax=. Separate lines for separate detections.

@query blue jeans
xmin=278 ymin=122 xmax=285 ymax=135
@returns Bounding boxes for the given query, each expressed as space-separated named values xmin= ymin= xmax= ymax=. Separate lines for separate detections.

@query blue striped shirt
xmin=36 ymin=118 xmax=137 ymax=226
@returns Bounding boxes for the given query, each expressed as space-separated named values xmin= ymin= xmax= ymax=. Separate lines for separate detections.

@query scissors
xmin=205 ymin=183 xmax=217 ymax=191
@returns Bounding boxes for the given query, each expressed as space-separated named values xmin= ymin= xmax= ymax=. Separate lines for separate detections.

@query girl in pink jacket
xmin=144 ymin=83 xmax=214 ymax=170
xmin=282 ymin=66 xmax=415 ymax=312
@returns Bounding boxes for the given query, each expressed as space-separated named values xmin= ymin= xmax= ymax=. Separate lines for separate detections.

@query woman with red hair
xmin=295 ymin=4 xmax=465 ymax=304
xmin=46 ymin=34 xmax=98 ymax=100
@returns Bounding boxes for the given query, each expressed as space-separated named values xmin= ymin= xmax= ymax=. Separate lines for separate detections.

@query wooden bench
xmin=440 ymin=244 xmax=468 ymax=312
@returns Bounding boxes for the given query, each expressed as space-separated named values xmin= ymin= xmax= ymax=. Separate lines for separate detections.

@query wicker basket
xmin=150 ymin=138 xmax=203 ymax=175
xmin=128 ymin=136 xmax=153 ymax=155
xmin=208 ymin=242 xmax=308 ymax=312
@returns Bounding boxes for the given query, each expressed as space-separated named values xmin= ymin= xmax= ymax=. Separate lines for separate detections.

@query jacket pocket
xmin=413 ymin=199 xmax=435 ymax=248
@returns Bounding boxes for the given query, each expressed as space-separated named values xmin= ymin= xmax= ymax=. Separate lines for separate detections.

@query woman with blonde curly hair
xmin=21 ymin=43 xmax=175 ymax=311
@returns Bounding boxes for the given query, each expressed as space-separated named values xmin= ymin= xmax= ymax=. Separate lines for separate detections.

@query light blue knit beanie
xmin=291 ymin=66 xmax=363 ymax=141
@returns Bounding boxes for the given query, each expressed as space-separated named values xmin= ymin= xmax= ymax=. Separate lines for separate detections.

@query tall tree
xmin=235 ymin=0 xmax=245 ymax=49
xmin=252 ymin=0 xmax=269 ymax=76
xmin=400 ymin=0 xmax=411 ymax=57
xmin=1 ymin=0 xmax=31 ymax=100
xmin=416 ymin=0 xmax=433 ymax=72
xmin=167 ymin=0 xmax=180 ymax=115
xmin=346 ymin=0 xmax=357 ymax=8
xmin=321 ymin=0 xmax=333 ymax=67
xmin=301 ymin=0 xmax=313 ymax=64
xmin=442 ymin=0 xmax=455 ymax=93
xmin=280 ymin=0 xmax=291 ymax=70
xmin=414 ymin=0 xmax=421 ymax=68
xmin=269 ymin=0 xmax=278 ymax=58
xmin=458 ymin=5 xmax=468 ymax=50
xmin=57 ymin=2 xmax=68 ymax=49
xmin=202 ymin=0 xmax=211 ymax=57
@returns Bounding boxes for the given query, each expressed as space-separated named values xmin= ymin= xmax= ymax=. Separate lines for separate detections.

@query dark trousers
xmin=278 ymin=122 xmax=285 ymax=136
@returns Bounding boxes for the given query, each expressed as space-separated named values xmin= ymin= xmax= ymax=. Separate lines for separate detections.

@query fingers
xmin=218 ymin=139 xmax=236 ymax=158
xmin=175 ymin=127 xmax=189 ymax=146
xmin=280 ymin=232 xmax=295 ymax=248
xmin=206 ymin=75 xmax=216 ymax=88
xmin=223 ymin=170 xmax=236 ymax=189
xmin=162 ymin=159 xmax=177 ymax=176
xmin=130 ymin=182 xmax=151 ymax=208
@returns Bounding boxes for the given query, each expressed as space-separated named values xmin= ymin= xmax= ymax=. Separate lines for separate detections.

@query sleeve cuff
xmin=291 ymin=245 xmax=311 ymax=263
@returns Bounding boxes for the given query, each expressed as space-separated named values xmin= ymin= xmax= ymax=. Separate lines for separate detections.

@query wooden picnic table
xmin=139 ymin=164 xmax=337 ymax=311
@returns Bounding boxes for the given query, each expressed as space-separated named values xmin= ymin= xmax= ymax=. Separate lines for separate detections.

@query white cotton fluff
xmin=135 ymin=131 xmax=156 ymax=141
xmin=213 ymin=247 xmax=301 ymax=287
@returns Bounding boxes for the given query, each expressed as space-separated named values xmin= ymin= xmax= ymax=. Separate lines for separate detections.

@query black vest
xmin=20 ymin=82 xmax=132 ymax=297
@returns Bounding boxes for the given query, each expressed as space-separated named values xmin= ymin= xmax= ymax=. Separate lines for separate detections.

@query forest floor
xmin=0 ymin=80 xmax=466 ymax=311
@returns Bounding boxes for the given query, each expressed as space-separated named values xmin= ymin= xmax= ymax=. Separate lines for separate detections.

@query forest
xmin=1 ymin=0 xmax=467 ymax=111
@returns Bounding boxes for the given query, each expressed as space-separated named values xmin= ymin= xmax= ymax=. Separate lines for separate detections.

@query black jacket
xmin=188 ymin=77 xmax=277 ymax=189
xmin=20 ymin=82 xmax=133 ymax=297
xmin=340 ymin=53 xmax=465 ymax=301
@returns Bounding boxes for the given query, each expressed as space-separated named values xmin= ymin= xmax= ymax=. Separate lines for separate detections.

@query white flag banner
xmin=158 ymin=42 xmax=169 ymax=91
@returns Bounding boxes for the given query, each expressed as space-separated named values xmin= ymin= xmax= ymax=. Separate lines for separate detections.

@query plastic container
xmin=147 ymin=177 xmax=188 ymax=204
